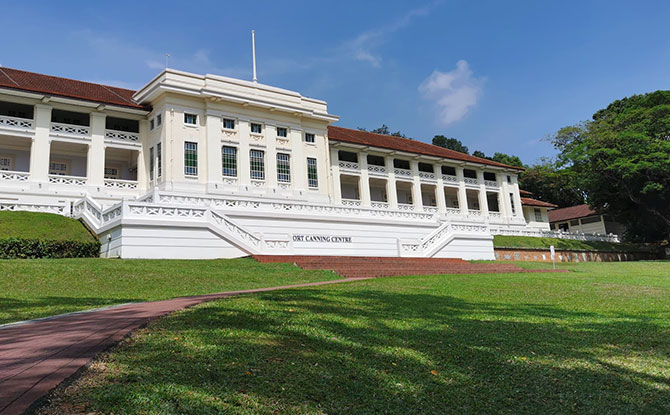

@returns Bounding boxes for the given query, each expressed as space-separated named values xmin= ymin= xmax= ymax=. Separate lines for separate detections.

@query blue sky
xmin=2 ymin=1 xmax=670 ymax=164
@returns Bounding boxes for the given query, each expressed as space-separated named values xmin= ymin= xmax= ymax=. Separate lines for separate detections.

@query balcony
xmin=49 ymin=174 xmax=86 ymax=186
xmin=0 ymin=115 xmax=34 ymax=131
xmin=104 ymin=178 xmax=138 ymax=190
xmin=50 ymin=122 xmax=90 ymax=138
xmin=0 ymin=102 xmax=34 ymax=134
xmin=0 ymin=170 xmax=29 ymax=183
xmin=367 ymin=164 xmax=387 ymax=175
xmin=105 ymin=129 xmax=139 ymax=143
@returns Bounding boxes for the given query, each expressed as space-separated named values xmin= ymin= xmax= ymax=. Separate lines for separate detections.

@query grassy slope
xmin=40 ymin=262 xmax=670 ymax=415
xmin=0 ymin=211 xmax=96 ymax=242
xmin=0 ymin=258 xmax=337 ymax=324
xmin=493 ymin=234 xmax=644 ymax=252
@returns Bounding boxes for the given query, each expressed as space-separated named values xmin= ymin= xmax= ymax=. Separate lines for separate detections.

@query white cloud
xmin=419 ymin=60 xmax=484 ymax=125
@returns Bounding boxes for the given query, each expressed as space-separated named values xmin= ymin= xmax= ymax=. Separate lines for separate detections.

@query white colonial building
xmin=0 ymin=66 xmax=604 ymax=260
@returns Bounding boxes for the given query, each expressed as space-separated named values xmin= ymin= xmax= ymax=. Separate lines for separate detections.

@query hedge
xmin=0 ymin=237 xmax=101 ymax=259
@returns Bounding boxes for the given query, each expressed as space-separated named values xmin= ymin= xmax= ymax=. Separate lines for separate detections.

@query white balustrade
xmin=468 ymin=209 xmax=483 ymax=217
xmin=463 ymin=177 xmax=479 ymax=185
xmin=445 ymin=207 xmax=462 ymax=216
xmin=0 ymin=115 xmax=34 ymax=130
xmin=367 ymin=165 xmax=387 ymax=175
xmin=104 ymin=179 xmax=138 ymax=190
xmin=488 ymin=212 xmax=503 ymax=221
xmin=394 ymin=168 xmax=412 ymax=177
xmin=0 ymin=171 xmax=29 ymax=182
xmin=370 ymin=201 xmax=389 ymax=209
xmin=341 ymin=198 xmax=362 ymax=207
xmin=442 ymin=175 xmax=458 ymax=183
xmin=490 ymin=227 xmax=619 ymax=243
xmin=419 ymin=172 xmax=436 ymax=180
xmin=105 ymin=129 xmax=140 ymax=142
xmin=50 ymin=122 xmax=90 ymax=137
xmin=424 ymin=206 xmax=438 ymax=213
xmin=339 ymin=161 xmax=359 ymax=170
xmin=484 ymin=180 xmax=498 ymax=187
xmin=397 ymin=203 xmax=415 ymax=211
xmin=0 ymin=202 xmax=67 ymax=215
xmin=48 ymin=174 xmax=86 ymax=186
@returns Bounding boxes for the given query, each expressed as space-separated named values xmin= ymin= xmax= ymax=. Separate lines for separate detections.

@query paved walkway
xmin=0 ymin=278 xmax=366 ymax=415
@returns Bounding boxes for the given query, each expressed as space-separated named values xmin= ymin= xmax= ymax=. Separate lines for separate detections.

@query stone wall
xmin=494 ymin=247 xmax=657 ymax=262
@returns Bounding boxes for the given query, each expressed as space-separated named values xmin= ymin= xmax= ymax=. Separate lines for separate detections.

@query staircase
xmin=253 ymin=255 xmax=557 ymax=278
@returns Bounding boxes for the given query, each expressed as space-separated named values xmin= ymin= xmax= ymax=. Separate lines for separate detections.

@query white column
xmin=456 ymin=167 xmax=468 ymax=215
xmin=238 ymin=120 xmax=251 ymax=188
xmin=477 ymin=170 xmax=489 ymax=216
xmin=29 ymin=104 xmax=52 ymax=184
xmin=511 ymin=175 xmax=523 ymax=218
xmin=137 ymin=119 xmax=149 ymax=192
xmin=291 ymin=128 xmax=306 ymax=192
xmin=330 ymin=148 xmax=342 ymax=203
xmin=497 ymin=172 xmax=512 ymax=218
xmin=359 ymin=151 xmax=371 ymax=207
xmin=87 ymin=112 xmax=105 ymax=187
xmin=385 ymin=155 xmax=398 ymax=209
xmin=205 ymin=112 xmax=222 ymax=191
xmin=410 ymin=160 xmax=423 ymax=210
xmin=435 ymin=165 xmax=447 ymax=214
xmin=266 ymin=125 xmax=278 ymax=191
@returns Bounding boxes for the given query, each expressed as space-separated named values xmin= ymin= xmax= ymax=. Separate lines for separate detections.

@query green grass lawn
xmin=493 ymin=234 xmax=646 ymax=252
xmin=0 ymin=211 xmax=96 ymax=242
xmin=0 ymin=258 xmax=338 ymax=325
xmin=38 ymin=261 xmax=670 ymax=414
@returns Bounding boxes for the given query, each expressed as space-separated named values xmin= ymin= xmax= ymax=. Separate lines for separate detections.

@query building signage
xmin=293 ymin=235 xmax=352 ymax=243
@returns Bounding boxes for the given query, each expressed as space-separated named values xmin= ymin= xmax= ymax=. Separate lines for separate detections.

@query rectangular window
xmin=223 ymin=118 xmax=235 ymax=129
xmin=534 ymin=208 xmax=542 ymax=222
xmin=222 ymin=146 xmax=237 ymax=177
xmin=276 ymin=153 xmax=291 ymax=183
xmin=157 ymin=142 xmax=162 ymax=177
xmin=250 ymin=149 xmax=265 ymax=180
xmin=150 ymin=119 xmax=154 ymax=130
xmin=157 ymin=114 xmax=162 ymax=126
xmin=184 ymin=142 xmax=198 ymax=176
xmin=276 ymin=127 xmax=288 ymax=138
xmin=307 ymin=157 xmax=318 ymax=188
xmin=149 ymin=147 xmax=155 ymax=180
xmin=305 ymin=132 xmax=315 ymax=143
xmin=507 ymin=175 xmax=512 ymax=183
xmin=510 ymin=193 xmax=516 ymax=214
xmin=104 ymin=167 xmax=120 ymax=179
xmin=250 ymin=122 xmax=262 ymax=134
xmin=49 ymin=160 xmax=69 ymax=176
xmin=0 ymin=155 xmax=14 ymax=171
xmin=184 ymin=113 xmax=197 ymax=125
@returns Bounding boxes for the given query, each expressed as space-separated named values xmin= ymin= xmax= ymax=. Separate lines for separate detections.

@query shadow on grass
xmin=74 ymin=289 xmax=670 ymax=414
xmin=0 ymin=297 xmax=140 ymax=325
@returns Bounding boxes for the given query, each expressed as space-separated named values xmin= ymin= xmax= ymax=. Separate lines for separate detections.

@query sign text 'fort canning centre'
xmin=0 ymin=65 xmax=614 ymax=259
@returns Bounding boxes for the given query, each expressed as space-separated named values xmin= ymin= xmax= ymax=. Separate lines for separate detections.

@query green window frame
xmin=250 ymin=149 xmax=265 ymax=180
xmin=277 ymin=153 xmax=291 ymax=183
xmin=222 ymin=146 xmax=237 ymax=177
xmin=307 ymin=157 xmax=318 ymax=188
xmin=184 ymin=142 xmax=198 ymax=176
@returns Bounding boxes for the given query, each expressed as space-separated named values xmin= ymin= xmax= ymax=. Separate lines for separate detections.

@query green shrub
xmin=0 ymin=237 xmax=100 ymax=259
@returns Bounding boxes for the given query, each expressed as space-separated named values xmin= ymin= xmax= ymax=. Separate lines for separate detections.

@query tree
xmin=472 ymin=150 xmax=486 ymax=158
xmin=358 ymin=125 xmax=406 ymax=138
xmin=552 ymin=91 xmax=670 ymax=242
xmin=519 ymin=159 xmax=586 ymax=208
xmin=432 ymin=135 xmax=469 ymax=154
xmin=471 ymin=150 xmax=524 ymax=168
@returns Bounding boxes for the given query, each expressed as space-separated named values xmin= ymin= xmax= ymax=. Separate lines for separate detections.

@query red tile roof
xmin=520 ymin=197 xmax=558 ymax=208
xmin=519 ymin=189 xmax=533 ymax=196
xmin=0 ymin=67 xmax=148 ymax=111
xmin=327 ymin=126 xmax=525 ymax=170
xmin=547 ymin=204 xmax=597 ymax=223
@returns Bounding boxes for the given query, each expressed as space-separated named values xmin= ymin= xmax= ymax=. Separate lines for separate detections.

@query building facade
xmin=0 ymin=67 xmax=605 ymax=260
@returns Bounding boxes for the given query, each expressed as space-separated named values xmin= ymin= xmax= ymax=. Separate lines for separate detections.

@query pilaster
xmin=477 ymin=170 xmax=489 ymax=216
xmin=359 ymin=151 xmax=371 ymax=207
xmin=410 ymin=160 xmax=423 ymax=211
xmin=330 ymin=148 xmax=342 ymax=203
xmin=456 ymin=166 xmax=468 ymax=214
xmin=205 ymin=112 xmax=222 ymax=190
xmin=238 ymin=120 xmax=251 ymax=187
xmin=385 ymin=155 xmax=398 ymax=209
xmin=435 ymin=165 xmax=447 ymax=213
xmin=87 ymin=112 xmax=106 ymax=187
xmin=29 ymin=104 xmax=52 ymax=184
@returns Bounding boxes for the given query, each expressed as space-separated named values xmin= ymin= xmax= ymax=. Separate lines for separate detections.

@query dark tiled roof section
xmin=520 ymin=197 xmax=558 ymax=208
xmin=0 ymin=67 xmax=149 ymax=110
xmin=547 ymin=204 xmax=597 ymax=223
xmin=327 ymin=126 xmax=524 ymax=171
xmin=519 ymin=189 xmax=533 ymax=196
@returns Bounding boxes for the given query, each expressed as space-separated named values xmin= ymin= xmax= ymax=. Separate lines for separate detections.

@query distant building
xmin=548 ymin=204 xmax=625 ymax=236
xmin=519 ymin=190 xmax=557 ymax=230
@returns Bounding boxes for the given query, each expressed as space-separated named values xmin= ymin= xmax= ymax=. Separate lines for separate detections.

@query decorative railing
xmin=442 ymin=174 xmax=458 ymax=183
xmin=0 ymin=170 xmax=29 ymax=182
xmin=249 ymin=133 xmax=265 ymax=142
xmin=339 ymin=161 xmax=359 ymax=170
xmin=445 ymin=207 xmax=462 ymax=216
xmin=463 ymin=177 xmax=479 ymax=185
xmin=488 ymin=212 xmax=503 ymax=221
xmin=424 ymin=206 xmax=438 ymax=213
xmin=394 ymin=168 xmax=412 ymax=177
xmin=50 ymin=122 xmax=90 ymax=137
xmin=48 ymin=174 xmax=86 ymax=186
xmin=397 ymin=203 xmax=415 ymax=211
xmin=370 ymin=201 xmax=389 ymax=209
xmin=104 ymin=179 xmax=138 ymax=190
xmin=105 ymin=129 xmax=139 ymax=142
xmin=0 ymin=115 xmax=34 ymax=130
xmin=277 ymin=182 xmax=291 ymax=190
xmin=490 ymin=227 xmax=619 ymax=243
xmin=0 ymin=202 xmax=67 ymax=215
xmin=211 ymin=210 xmax=262 ymax=248
xmin=484 ymin=180 xmax=498 ymax=187
xmin=367 ymin=165 xmax=387 ymax=175
xmin=400 ymin=221 xmax=490 ymax=256
xmin=419 ymin=172 xmax=436 ymax=180
xmin=341 ymin=198 xmax=362 ymax=207
xmin=468 ymin=209 xmax=483 ymax=217
xmin=222 ymin=130 xmax=238 ymax=140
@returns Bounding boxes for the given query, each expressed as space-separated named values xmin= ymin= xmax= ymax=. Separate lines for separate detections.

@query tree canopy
xmin=432 ymin=135 xmax=469 ymax=154
xmin=518 ymin=159 xmax=586 ymax=208
xmin=552 ymin=90 xmax=670 ymax=242
xmin=471 ymin=150 xmax=524 ymax=168
xmin=358 ymin=125 xmax=406 ymax=138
